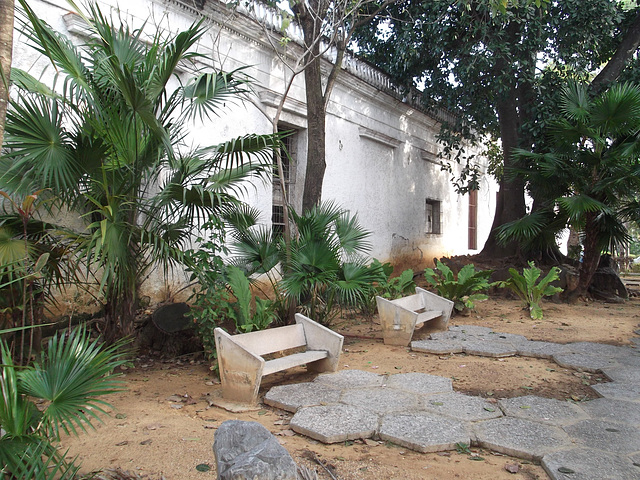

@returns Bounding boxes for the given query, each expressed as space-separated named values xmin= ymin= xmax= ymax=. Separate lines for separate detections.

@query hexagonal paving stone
xmin=290 ymin=404 xmax=378 ymax=443
xmin=552 ymin=353 xmax=620 ymax=373
xmin=474 ymin=417 xmax=571 ymax=461
xmin=264 ymin=382 xmax=341 ymax=412
xmin=489 ymin=332 xmax=529 ymax=345
xmin=590 ymin=382 xmax=640 ymax=403
xmin=542 ymin=447 xmax=640 ymax=480
xmin=462 ymin=340 xmax=517 ymax=357
xmin=448 ymin=325 xmax=494 ymax=336
xmin=340 ymin=387 xmax=419 ymax=414
xmin=516 ymin=341 xmax=571 ymax=359
xmin=411 ymin=339 xmax=464 ymax=354
xmin=384 ymin=372 xmax=453 ymax=395
xmin=419 ymin=392 xmax=503 ymax=422
xmin=579 ymin=398 xmax=640 ymax=426
xmin=564 ymin=342 xmax=636 ymax=358
xmin=313 ymin=369 xmax=384 ymax=389
xmin=563 ymin=419 xmax=640 ymax=455
xmin=600 ymin=366 xmax=640 ymax=383
xmin=379 ymin=412 xmax=470 ymax=453
xmin=498 ymin=395 xmax=588 ymax=426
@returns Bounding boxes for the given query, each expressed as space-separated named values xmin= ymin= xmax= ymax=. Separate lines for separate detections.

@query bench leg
xmin=376 ymin=296 xmax=418 ymax=346
xmin=295 ymin=314 xmax=344 ymax=372
xmin=215 ymin=328 xmax=265 ymax=404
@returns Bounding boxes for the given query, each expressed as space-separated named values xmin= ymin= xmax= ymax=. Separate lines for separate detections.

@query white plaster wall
xmin=11 ymin=0 xmax=498 ymax=306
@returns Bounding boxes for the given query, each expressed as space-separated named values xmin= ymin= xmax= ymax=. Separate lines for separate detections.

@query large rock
xmin=213 ymin=420 xmax=298 ymax=480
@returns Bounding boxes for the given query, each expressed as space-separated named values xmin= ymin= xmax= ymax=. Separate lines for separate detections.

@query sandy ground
xmin=61 ymin=294 xmax=640 ymax=480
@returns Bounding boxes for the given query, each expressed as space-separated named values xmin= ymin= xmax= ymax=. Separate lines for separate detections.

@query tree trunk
xmin=0 ymin=0 xmax=14 ymax=148
xmin=480 ymin=92 xmax=526 ymax=257
xmin=104 ymin=286 xmax=137 ymax=344
xmin=298 ymin=6 xmax=327 ymax=212
xmin=591 ymin=10 xmax=640 ymax=93
xmin=573 ymin=212 xmax=602 ymax=299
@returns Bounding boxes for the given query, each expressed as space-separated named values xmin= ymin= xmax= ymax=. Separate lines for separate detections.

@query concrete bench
xmin=376 ymin=287 xmax=454 ymax=346
xmin=214 ymin=314 xmax=344 ymax=404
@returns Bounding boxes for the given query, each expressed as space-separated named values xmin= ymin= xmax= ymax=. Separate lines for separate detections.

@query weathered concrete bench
xmin=214 ymin=314 xmax=344 ymax=404
xmin=376 ymin=287 xmax=454 ymax=346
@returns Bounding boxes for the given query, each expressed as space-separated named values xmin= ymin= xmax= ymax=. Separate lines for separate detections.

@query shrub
xmin=0 ymin=325 xmax=129 ymax=478
xmin=423 ymin=261 xmax=494 ymax=313
xmin=497 ymin=261 xmax=563 ymax=320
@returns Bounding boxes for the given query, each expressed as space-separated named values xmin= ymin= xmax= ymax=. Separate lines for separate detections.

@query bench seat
xmin=376 ymin=287 xmax=454 ymax=346
xmin=215 ymin=313 xmax=343 ymax=404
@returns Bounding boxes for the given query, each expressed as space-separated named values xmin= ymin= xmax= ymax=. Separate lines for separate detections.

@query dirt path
xmin=62 ymin=296 xmax=640 ymax=480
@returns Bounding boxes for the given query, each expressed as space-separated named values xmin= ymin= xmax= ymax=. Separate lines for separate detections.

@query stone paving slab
xmin=383 ymin=372 xmax=453 ymax=395
xmin=340 ymin=387 xmax=419 ymax=414
xmin=542 ymin=447 xmax=640 ymax=480
xmin=313 ymin=369 xmax=384 ymax=389
xmin=516 ymin=341 xmax=572 ymax=359
xmin=498 ymin=395 xmax=588 ymax=426
xmin=290 ymin=404 xmax=378 ymax=443
xmin=564 ymin=342 xmax=636 ymax=358
xmin=379 ymin=412 xmax=470 ymax=453
xmin=600 ymin=366 xmax=640 ymax=383
xmin=473 ymin=417 xmax=572 ymax=461
xmin=563 ymin=419 xmax=640 ymax=455
xmin=263 ymin=382 xmax=341 ymax=412
xmin=419 ymin=392 xmax=503 ymax=422
xmin=462 ymin=340 xmax=517 ymax=357
xmin=579 ymin=398 xmax=640 ymax=426
xmin=410 ymin=339 xmax=464 ymax=354
xmin=264 ymin=325 xmax=640 ymax=479
xmin=552 ymin=352 xmax=620 ymax=372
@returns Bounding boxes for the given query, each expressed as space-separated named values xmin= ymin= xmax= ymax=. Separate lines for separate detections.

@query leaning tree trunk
xmin=0 ymin=0 xmax=15 ymax=148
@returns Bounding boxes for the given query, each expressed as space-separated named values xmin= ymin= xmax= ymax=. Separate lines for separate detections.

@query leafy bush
xmin=360 ymin=259 xmax=415 ymax=316
xmin=0 ymin=325 xmax=129 ymax=478
xmin=423 ymin=261 xmax=494 ymax=313
xmin=226 ymin=265 xmax=276 ymax=333
xmin=228 ymin=202 xmax=381 ymax=326
xmin=497 ymin=261 xmax=563 ymax=320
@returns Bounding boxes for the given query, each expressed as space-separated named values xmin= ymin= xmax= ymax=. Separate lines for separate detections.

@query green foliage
xmin=184 ymin=225 xmax=230 ymax=363
xmin=226 ymin=265 xmax=276 ymax=333
xmin=228 ymin=202 xmax=381 ymax=326
xmin=0 ymin=324 xmax=129 ymax=478
xmin=360 ymin=259 xmax=416 ymax=317
xmin=2 ymin=0 xmax=280 ymax=340
xmin=501 ymin=82 xmax=640 ymax=289
xmin=497 ymin=262 xmax=563 ymax=320
xmin=423 ymin=261 xmax=494 ymax=312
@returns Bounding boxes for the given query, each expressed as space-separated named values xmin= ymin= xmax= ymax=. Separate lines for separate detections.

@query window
xmin=273 ymin=125 xmax=298 ymax=235
xmin=274 ymin=127 xmax=297 ymax=185
xmin=468 ymin=189 xmax=478 ymax=250
xmin=425 ymin=199 xmax=441 ymax=234
xmin=272 ymin=204 xmax=285 ymax=238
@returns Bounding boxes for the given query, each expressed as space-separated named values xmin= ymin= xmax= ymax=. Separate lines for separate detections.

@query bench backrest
xmin=231 ymin=324 xmax=307 ymax=356
xmin=392 ymin=293 xmax=423 ymax=312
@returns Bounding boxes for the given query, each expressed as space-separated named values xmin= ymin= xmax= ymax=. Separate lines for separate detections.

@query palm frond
xmin=18 ymin=325 xmax=130 ymax=440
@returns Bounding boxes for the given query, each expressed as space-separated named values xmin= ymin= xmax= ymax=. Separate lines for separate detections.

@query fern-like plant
xmin=497 ymin=261 xmax=563 ymax=320
xmin=423 ymin=261 xmax=494 ymax=313
xmin=226 ymin=265 xmax=276 ymax=333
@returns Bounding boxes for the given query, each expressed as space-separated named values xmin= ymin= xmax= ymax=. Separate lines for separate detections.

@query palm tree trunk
xmin=0 ymin=0 xmax=15 ymax=148
xmin=571 ymin=212 xmax=601 ymax=300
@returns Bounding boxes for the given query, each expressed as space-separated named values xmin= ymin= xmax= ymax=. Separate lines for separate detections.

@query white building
xmin=12 ymin=0 xmax=498 ymax=300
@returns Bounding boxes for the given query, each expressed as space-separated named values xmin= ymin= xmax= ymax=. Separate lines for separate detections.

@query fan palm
xmin=0 ymin=1 xmax=280 ymax=341
xmin=228 ymin=202 xmax=382 ymax=325
xmin=499 ymin=82 xmax=640 ymax=297
xmin=0 ymin=324 xmax=129 ymax=478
